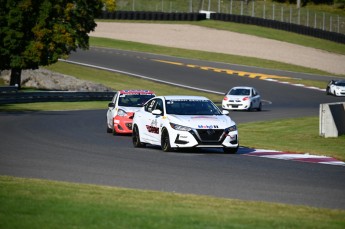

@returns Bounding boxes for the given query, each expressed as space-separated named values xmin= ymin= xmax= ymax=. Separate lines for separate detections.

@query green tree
xmin=0 ymin=0 xmax=112 ymax=89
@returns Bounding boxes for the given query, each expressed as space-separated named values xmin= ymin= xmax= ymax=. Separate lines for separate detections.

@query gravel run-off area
xmin=91 ymin=22 xmax=345 ymax=75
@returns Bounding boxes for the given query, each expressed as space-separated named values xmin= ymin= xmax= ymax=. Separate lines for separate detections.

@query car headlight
xmin=117 ymin=109 xmax=127 ymax=117
xmin=170 ymin=123 xmax=192 ymax=131
xmin=225 ymin=125 xmax=237 ymax=133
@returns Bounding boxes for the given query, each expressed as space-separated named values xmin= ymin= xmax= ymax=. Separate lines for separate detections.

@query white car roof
xmin=118 ymin=89 xmax=155 ymax=95
xmin=160 ymin=95 xmax=210 ymax=100
xmin=230 ymin=86 xmax=254 ymax=90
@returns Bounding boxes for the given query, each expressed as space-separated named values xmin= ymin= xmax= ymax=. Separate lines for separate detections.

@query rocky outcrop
xmin=0 ymin=68 xmax=112 ymax=92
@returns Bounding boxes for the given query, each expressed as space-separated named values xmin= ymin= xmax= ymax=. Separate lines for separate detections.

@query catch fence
xmin=115 ymin=0 xmax=345 ymax=35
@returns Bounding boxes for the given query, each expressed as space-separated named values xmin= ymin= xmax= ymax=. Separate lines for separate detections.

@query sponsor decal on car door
xmin=147 ymin=98 xmax=164 ymax=144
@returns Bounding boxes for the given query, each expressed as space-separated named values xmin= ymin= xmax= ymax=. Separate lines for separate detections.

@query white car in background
xmin=326 ymin=80 xmax=345 ymax=96
xmin=106 ymin=90 xmax=155 ymax=135
xmin=132 ymin=95 xmax=239 ymax=154
xmin=222 ymin=86 xmax=262 ymax=111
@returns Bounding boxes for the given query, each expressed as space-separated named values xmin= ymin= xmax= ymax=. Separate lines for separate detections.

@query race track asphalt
xmin=1 ymin=47 xmax=345 ymax=210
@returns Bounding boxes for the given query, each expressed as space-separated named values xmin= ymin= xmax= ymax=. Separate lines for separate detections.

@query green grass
xmin=239 ymin=116 xmax=345 ymax=161
xmin=1 ymin=20 xmax=345 ymax=228
xmin=1 ymin=176 xmax=345 ymax=229
xmin=45 ymin=62 xmax=224 ymax=102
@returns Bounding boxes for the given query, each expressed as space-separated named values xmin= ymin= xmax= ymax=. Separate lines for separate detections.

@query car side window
xmin=150 ymin=99 xmax=164 ymax=115
xmin=154 ymin=99 xmax=164 ymax=112
xmin=145 ymin=99 xmax=157 ymax=113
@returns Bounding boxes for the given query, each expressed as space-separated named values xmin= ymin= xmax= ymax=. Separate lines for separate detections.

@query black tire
xmin=257 ymin=102 xmax=262 ymax=111
xmin=223 ymin=146 xmax=239 ymax=154
xmin=161 ymin=129 xmax=172 ymax=152
xmin=247 ymin=103 xmax=253 ymax=112
xmin=132 ymin=125 xmax=145 ymax=148
xmin=107 ymin=125 xmax=112 ymax=133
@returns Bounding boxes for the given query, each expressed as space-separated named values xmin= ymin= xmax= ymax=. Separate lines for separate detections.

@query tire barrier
xmin=98 ymin=11 xmax=344 ymax=44
xmin=100 ymin=11 xmax=206 ymax=21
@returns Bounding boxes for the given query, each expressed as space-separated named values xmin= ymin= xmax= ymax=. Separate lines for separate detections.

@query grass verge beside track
xmin=1 ymin=176 xmax=345 ymax=229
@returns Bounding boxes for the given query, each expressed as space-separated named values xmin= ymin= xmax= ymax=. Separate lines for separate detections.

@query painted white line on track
xmin=59 ymin=59 xmax=224 ymax=95
xmin=59 ymin=59 xmax=274 ymax=105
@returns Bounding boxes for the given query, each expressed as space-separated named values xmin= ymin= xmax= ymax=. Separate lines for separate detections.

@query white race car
xmin=222 ymin=86 xmax=262 ymax=111
xmin=106 ymin=90 xmax=155 ymax=135
xmin=132 ymin=95 xmax=239 ymax=153
xmin=326 ymin=80 xmax=345 ymax=96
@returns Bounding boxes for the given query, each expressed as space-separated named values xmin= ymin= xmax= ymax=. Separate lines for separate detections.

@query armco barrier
xmin=0 ymin=91 xmax=115 ymax=104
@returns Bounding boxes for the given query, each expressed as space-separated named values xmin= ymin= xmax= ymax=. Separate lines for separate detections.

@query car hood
xmin=118 ymin=106 xmax=141 ymax=113
xmin=226 ymin=95 xmax=249 ymax=100
xmin=167 ymin=115 xmax=235 ymax=129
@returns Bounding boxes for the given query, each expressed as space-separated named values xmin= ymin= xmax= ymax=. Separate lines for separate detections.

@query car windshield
xmin=335 ymin=82 xmax=345 ymax=86
xmin=165 ymin=99 xmax=222 ymax=115
xmin=229 ymin=88 xmax=250 ymax=96
xmin=118 ymin=94 xmax=155 ymax=107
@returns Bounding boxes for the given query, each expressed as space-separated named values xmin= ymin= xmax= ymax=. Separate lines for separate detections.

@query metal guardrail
xmin=0 ymin=86 xmax=19 ymax=93
xmin=0 ymin=91 xmax=115 ymax=104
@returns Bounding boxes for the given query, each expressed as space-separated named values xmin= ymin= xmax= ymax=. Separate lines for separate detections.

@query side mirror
xmin=152 ymin=109 xmax=162 ymax=115
xmin=222 ymin=110 xmax=229 ymax=115
xmin=108 ymin=102 xmax=115 ymax=108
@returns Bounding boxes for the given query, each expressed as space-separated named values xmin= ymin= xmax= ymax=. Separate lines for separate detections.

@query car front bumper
xmin=334 ymin=89 xmax=345 ymax=96
xmin=114 ymin=116 xmax=133 ymax=134
xmin=169 ymin=128 xmax=239 ymax=149
xmin=222 ymin=101 xmax=251 ymax=110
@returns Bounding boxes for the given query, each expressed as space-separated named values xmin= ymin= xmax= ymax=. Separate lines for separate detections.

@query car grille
xmin=195 ymin=129 xmax=224 ymax=143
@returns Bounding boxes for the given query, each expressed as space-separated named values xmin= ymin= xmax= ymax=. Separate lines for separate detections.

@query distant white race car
xmin=222 ymin=86 xmax=262 ymax=111
xmin=326 ymin=80 xmax=345 ymax=96
xmin=132 ymin=95 xmax=239 ymax=153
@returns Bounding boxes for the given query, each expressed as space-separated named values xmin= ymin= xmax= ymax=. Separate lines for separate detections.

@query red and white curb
xmin=243 ymin=149 xmax=345 ymax=166
xmin=264 ymin=79 xmax=326 ymax=92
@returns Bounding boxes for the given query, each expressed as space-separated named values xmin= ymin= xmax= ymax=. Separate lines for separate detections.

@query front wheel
xmin=107 ymin=125 xmax=112 ymax=133
xmin=257 ymin=102 xmax=262 ymax=111
xmin=247 ymin=103 xmax=253 ymax=112
xmin=161 ymin=129 xmax=172 ymax=152
xmin=132 ymin=125 xmax=145 ymax=148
